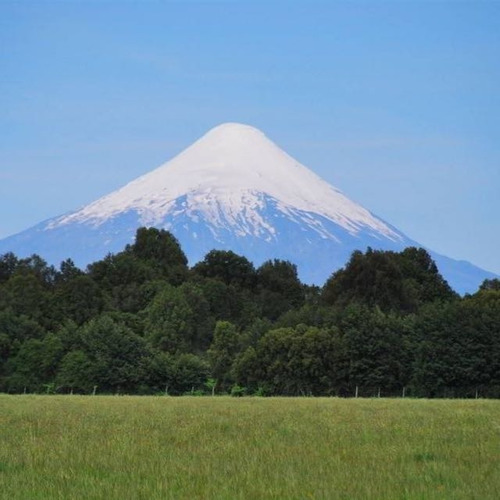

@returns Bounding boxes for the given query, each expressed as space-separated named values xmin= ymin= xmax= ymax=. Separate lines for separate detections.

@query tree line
xmin=0 ymin=227 xmax=499 ymax=397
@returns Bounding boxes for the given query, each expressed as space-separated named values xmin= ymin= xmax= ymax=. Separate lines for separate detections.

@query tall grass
xmin=0 ymin=396 xmax=498 ymax=499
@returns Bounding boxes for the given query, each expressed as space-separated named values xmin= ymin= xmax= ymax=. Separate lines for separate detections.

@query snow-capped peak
xmin=49 ymin=122 xmax=400 ymax=240
xmin=3 ymin=122 xmax=495 ymax=294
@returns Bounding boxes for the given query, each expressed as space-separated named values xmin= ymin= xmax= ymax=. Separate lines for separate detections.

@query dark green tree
xmin=170 ymin=354 xmax=210 ymax=395
xmin=256 ymin=259 xmax=305 ymax=320
xmin=144 ymin=284 xmax=194 ymax=353
xmin=208 ymin=321 xmax=241 ymax=391
xmin=56 ymin=259 xmax=84 ymax=283
xmin=411 ymin=292 xmax=500 ymax=397
xmin=77 ymin=314 xmax=151 ymax=393
xmin=6 ymin=333 xmax=63 ymax=393
xmin=322 ymin=247 xmax=456 ymax=313
xmin=126 ymin=227 xmax=188 ymax=285
xmin=249 ymin=325 xmax=342 ymax=396
xmin=479 ymin=278 xmax=500 ymax=292
xmin=53 ymin=275 xmax=107 ymax=325
xmin=192 ymin=250 xmax=256 ymax=289
xmin=178 ymin=282 xmax=214 ymax=352
xmin=1 ymin=274 xmax=50 ymax=324
xmin=0 ymin=252 xmax=19 ymax=283
xmin=338 ymin=305 xmax=410 ymax=395
xmin=57 ymin=350 xmax=95 ymax=393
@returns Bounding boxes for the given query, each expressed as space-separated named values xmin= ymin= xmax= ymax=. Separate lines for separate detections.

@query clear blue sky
xmin=1 ymin=1 xmax=499 ymax=274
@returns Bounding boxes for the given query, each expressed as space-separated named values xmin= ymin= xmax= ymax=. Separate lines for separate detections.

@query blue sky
xmin=1 ymin=0 xmax=499 ymax=274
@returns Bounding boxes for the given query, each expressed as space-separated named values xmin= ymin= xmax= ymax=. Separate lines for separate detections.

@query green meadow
xmin=0 ymin=396 xmax=498 ymax=499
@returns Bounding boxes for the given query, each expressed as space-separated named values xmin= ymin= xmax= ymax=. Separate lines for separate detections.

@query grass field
xmin=0 ymin=396 xmax=499 ymax=499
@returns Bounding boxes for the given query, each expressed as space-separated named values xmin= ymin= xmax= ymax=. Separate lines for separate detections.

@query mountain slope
xmin=0 ymin=123 xmax=496 ymax=293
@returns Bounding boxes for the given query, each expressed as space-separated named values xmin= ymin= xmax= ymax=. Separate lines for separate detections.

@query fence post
xmin=355 ymin=386 xmax=359 ymax=398
xmin=92 ymin=385 xmax=97 ymax=396
xmin=402 ymin=387 xmax=406 ymax=398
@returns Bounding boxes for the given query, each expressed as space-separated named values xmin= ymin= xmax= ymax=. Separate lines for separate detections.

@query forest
xmin=0 ymin=227 xmax=499 ymax=397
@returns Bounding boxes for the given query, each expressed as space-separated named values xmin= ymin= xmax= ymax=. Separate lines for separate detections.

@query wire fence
xmin=5 ymin=384 xmax=500 ymax=399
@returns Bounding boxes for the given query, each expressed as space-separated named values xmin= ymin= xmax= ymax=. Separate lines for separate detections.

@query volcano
xmin=0 ymin=123 xmax=496 ymax=293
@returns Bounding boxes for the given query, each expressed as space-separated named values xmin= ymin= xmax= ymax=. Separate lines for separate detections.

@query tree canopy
xmin=0 ymin=228 xmax=497 ymax=397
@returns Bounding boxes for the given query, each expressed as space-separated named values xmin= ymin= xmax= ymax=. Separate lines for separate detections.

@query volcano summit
xmin=0 ymin=123 xmax=496 ymax=293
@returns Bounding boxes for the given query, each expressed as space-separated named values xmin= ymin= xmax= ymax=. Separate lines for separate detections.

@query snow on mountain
xmin=49 ymin=123 xmax=399 ymax=241
xmin=0 ymin=123 xmax=496 ymax=294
